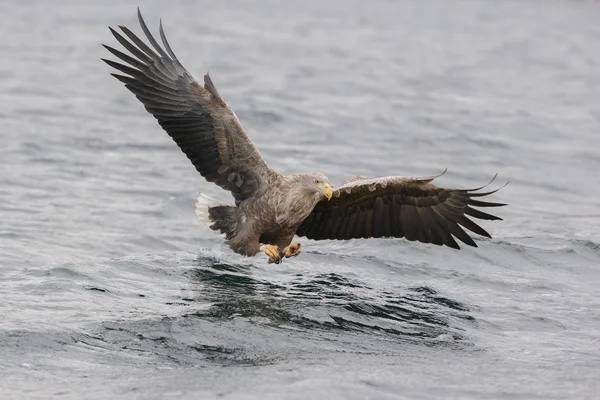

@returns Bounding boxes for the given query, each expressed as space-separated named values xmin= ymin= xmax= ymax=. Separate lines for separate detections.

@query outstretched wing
xmin=102 ymin=9 xmax=277 ymax=205
xmin=296 ymin=171 xmax=507 ymax=249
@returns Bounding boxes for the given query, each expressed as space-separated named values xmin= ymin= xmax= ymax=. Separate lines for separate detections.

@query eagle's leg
xmin=284 ymin=242 xmax=302 ymax=258
xmin=260 ymin=244 xmax=284 ymax=264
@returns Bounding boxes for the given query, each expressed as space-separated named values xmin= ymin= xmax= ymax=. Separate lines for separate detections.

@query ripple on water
xmin=65 ymin=253 xmax=477 ymax=368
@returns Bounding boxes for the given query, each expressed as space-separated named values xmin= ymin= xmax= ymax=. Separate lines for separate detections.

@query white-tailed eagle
xmin=102 ymin=9 xmax=507 ymax=263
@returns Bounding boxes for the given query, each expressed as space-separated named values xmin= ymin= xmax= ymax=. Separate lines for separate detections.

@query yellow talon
xmin=284 ymin=243 xmax=302 ymax=258
xmin=260 ymin=244 xmax=283 ymax=264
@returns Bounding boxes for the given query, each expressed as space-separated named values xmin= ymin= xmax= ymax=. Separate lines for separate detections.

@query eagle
xmin=102 ymin=10 xmax=507 ymax=264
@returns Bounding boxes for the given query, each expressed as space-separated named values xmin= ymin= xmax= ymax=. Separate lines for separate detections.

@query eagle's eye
xmin=314 ymin=179 xmax=320 ymax=184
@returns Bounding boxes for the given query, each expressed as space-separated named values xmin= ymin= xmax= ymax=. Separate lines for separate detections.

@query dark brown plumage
xmin=101 ymin=10 xmax=276 ymax=206
xmin=297 ymin=172 xmax=507 ymax=249
xmin=102 ymin=10 xmax=508 ymax=263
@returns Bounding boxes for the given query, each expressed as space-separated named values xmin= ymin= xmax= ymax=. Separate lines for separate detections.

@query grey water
xmin=1 ymin=0 xmax=600 ymax=398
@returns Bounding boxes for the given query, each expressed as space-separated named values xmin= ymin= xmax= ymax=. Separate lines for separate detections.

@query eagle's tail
xmin=195 ymin=194 xmax=218 ymax=225
xmin=195 ymin=194 xmax=238 ymax=240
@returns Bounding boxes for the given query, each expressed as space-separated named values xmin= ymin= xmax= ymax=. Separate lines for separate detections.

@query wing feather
xmin=103 ymin=9 xmax=277 ymax=204
xmin=296 ymin=173 xmax=507 ymax=249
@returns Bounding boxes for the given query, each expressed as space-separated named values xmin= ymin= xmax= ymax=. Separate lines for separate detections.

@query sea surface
xmin=2 ymin=1 xmax=600 ymax=399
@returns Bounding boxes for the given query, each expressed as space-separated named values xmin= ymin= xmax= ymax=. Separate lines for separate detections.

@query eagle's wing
xmin=296 ymin=171 xmax=507 ymax=249
xmin=102 ymin=9 xmax=277 ymax=205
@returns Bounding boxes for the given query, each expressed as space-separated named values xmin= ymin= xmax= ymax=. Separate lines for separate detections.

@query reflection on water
xmin=185 ymin=255 xmax=475 ymax=346
xmin=88 ymin=253 xmax=476 ymax=367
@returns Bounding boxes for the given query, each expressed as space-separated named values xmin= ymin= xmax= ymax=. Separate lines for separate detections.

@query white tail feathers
xmin=195 ymin=194 xmax=238 ymax=240
xmin=195 ymin=193 xmax=221 ymax=226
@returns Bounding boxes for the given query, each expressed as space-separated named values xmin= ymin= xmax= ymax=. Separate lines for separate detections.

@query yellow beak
xmin=318 ymin=183 xmax=333 ymax=200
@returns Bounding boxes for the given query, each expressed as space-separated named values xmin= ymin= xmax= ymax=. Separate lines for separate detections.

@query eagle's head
xmin=299 ymin=172 xmax=333 ymax=201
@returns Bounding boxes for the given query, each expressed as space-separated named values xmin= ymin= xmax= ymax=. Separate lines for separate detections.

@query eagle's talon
xmin=261 ymin=244 xmax=283 ymax=264
xmin=284 ymin=243 xmax=302 ymax=258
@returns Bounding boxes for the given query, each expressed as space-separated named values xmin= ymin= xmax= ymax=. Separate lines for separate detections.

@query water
xmin=2 ymin=0 xmax=600 ymax=398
